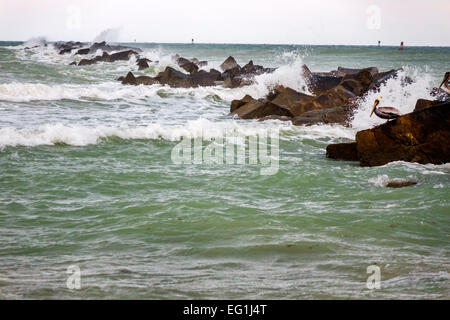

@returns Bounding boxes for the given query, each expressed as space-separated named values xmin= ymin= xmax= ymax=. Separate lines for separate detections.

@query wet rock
xmin=121 ymin=72 xmax=137 ymax=85
xmin=89 ymin=41 xmax=142 ymax=54
xmin=326 ymin=142 xmax=358 ymax=161
xmin=230 ymin=96 xmax=294 ymax=120
xmin=75 ymin=50 xmax=137 ymax=66
xmin=223 ymin=76 xmax=247 ymax=88
xmin=292 ymin=105 xmax=352 ymax=126
xmin=137 ymin=58 xmax=152 ymax=70
xmin=268 ymin=86 xmax=315 ymax=116
xmin=179 ymin=59 xmax=199 ymax=74
xmin=75 ymin=48 xmax=90 ymax=55
xmin=373 ymin=68 xmax=400 ymax=86
xmin=257 ymin=115 xmax=293 ymax=122
xmin=154 ymin=67 xmax=190 ymax=87
xmin=120 ymin=72 xmax=158 ymax=86
xmin=413 ymin=99 xmax=440 ymax=112
xmin=55 ymin=41 xmax=84 ymax=54
xmin=339 ymin=70 xmax=374 ymax=96
xmin=385 ymin=180 xmax=417 ymax=188
xmin=109 ymin=50 xmax=138 ymax=61
xmin=356 ymin=101 xmax=450 ymax=167
xmin=338 ymin=66 xmax=379 ymax=76
xmin=220 ymin=56 xmax=240 ymax=72
xmin=190 ymin=70 xmax=222 ymax=87
xmin=197 ymin=61 xmax=208 ymax=67
xmin=230 ymin=95 xmax=254 ymax=112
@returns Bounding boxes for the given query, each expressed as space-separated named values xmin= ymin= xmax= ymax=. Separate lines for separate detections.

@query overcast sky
xmin=1 ymin=0 xmax=449 ymax=46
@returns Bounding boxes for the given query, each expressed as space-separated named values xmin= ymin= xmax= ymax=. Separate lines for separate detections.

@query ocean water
xmin=0 ymin=40 xmax=449 ymax=299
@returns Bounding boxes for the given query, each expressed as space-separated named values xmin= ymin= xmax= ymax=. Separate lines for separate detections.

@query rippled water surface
xmin=0 ymin=41 xmax=449 ymax=299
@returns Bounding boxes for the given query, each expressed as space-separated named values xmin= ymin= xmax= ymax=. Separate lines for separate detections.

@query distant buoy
xmin=191 ymin=38 xmax=194 ymax=45
xmin=378 ymin=40 xmax=381 ymax=47
xmin=399 ymin=41 xmax=404 ymax=50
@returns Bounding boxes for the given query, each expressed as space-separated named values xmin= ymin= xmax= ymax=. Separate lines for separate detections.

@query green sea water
xmin=0 ymin=41 xmax=449 ymax=299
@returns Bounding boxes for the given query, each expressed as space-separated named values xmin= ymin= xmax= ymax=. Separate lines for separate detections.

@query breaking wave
xmin=350 ymin=67 xmax=435 ymax=130
xmin=0 ymin=119 xmax=358 ymax=148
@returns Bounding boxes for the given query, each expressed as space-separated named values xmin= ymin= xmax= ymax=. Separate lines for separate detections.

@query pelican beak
xmin=438 ymin=73 xmax=450 ymax=90
xmin=370 ymin=100 xmax=378 ymax=117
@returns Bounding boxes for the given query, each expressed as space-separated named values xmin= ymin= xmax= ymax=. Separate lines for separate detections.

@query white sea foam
xmin=0 ymin=82 xmax=165 ymax=102
xmin=24 ymin=37 xmax=47 ymax=48
xmin=350 ymin=67 xmax=435 ymax=130
xmin=0 ymin=119 xmax=298 ymax=147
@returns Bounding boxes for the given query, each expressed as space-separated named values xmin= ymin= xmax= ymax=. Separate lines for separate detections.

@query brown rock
xmin=177 ymin=57 xmax=199 ymax=74
xmin=154 ymin=67 xmax=190 ymax=87
xmin=386 ymin=180 xmax=417 ymax=188
xmin=220 ymin=56 xmax=240 ymax=72
xmin=135 ymin=76 xmax=159 ymax=85
xmin=190 ymin=70 xmax=222 ymax=87
xmin=356 ymin=101 xmax=450 ymax=167
xmin=326 ymin=142 xmax=358 ymax=161
xmin=121 ymin=72 xmax=137 ymax=85
xmin=75 ymin=48 xmax=90 ymax=55
xmin=180 ymin=61 xmax=199 ymax=74
xmin=413 ymin=99 xmax=439 ymax=112
xmin=109 ymin=50 xmax=137 ymax=62
xmin=292 ymin=105 xmax=352 ymax=126
xmin=340 ymin=70 xmax=374 ymax=96
xmin=137 ymin=58 xmax=151 ymax=70
xmin=338 ymin=66 xmax=379 ymax=76
xmin=257 ymin=115 xmax=295 ymax=122
xmin=269 ymin=86 xmax=315 ymax=116
xmin=230 ymin=97 xmax=294 ymax=119
xmin=230 ymin=95 xmax=253 ymax=112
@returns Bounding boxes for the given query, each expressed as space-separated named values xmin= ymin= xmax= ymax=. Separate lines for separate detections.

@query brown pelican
xmin=370 ymin=97 xmax=401 ymax=120
xmin=438 ymin=72 xmax=450 ymax=94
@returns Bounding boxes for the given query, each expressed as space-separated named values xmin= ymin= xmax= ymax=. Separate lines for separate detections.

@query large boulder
xmin=137 ymin=58 xmax=152 ymax=70
xmin=413 ymin=99 xmax=440 ymax=112
xmin=230 ymin=96 xmax=294 ymax=119
xmin=177 ymin=57 xmax=199 ymax=74
xmin=120 ymin=72 xmax=159 ymax=86
xmin=109 ymin=50 xmax=138 ymax=62
xmin=154 ymin=67 xmax=190 ymax=87
xmin=302 ymin=65 xmax=343 ymax=95
xmin=326 ymin=142 xmax=358 ymax=161
xmin=356 ymin=101 xmax=450 ymax=167
xmin=268 ymin=86 xmax=315 ymax=116
xmin=190 ymin=70 xmax=222 ymax=86
xmin=89 ymin=41 xmax=142 ymax=54
xmin=292 ymin=105 xmax=352 ymax=126
xmin=220 ymin=56 xmax=240 ymax=72
xmin=337 ymin=66 xmax=379 ymax=76
xmin=75 ymin=48 xmax=90 ymax=55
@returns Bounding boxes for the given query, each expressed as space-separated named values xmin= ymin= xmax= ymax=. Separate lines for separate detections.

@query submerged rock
xmin=385 ymin=180 xmax=417 ymax=188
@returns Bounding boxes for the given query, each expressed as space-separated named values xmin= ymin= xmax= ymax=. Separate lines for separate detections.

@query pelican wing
xmin=378 ymin=107 xmax=401 ymax=116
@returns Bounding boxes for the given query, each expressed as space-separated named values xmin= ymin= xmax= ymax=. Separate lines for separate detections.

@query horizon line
xmin=1 ymin=40 xmax=450 ymax=48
